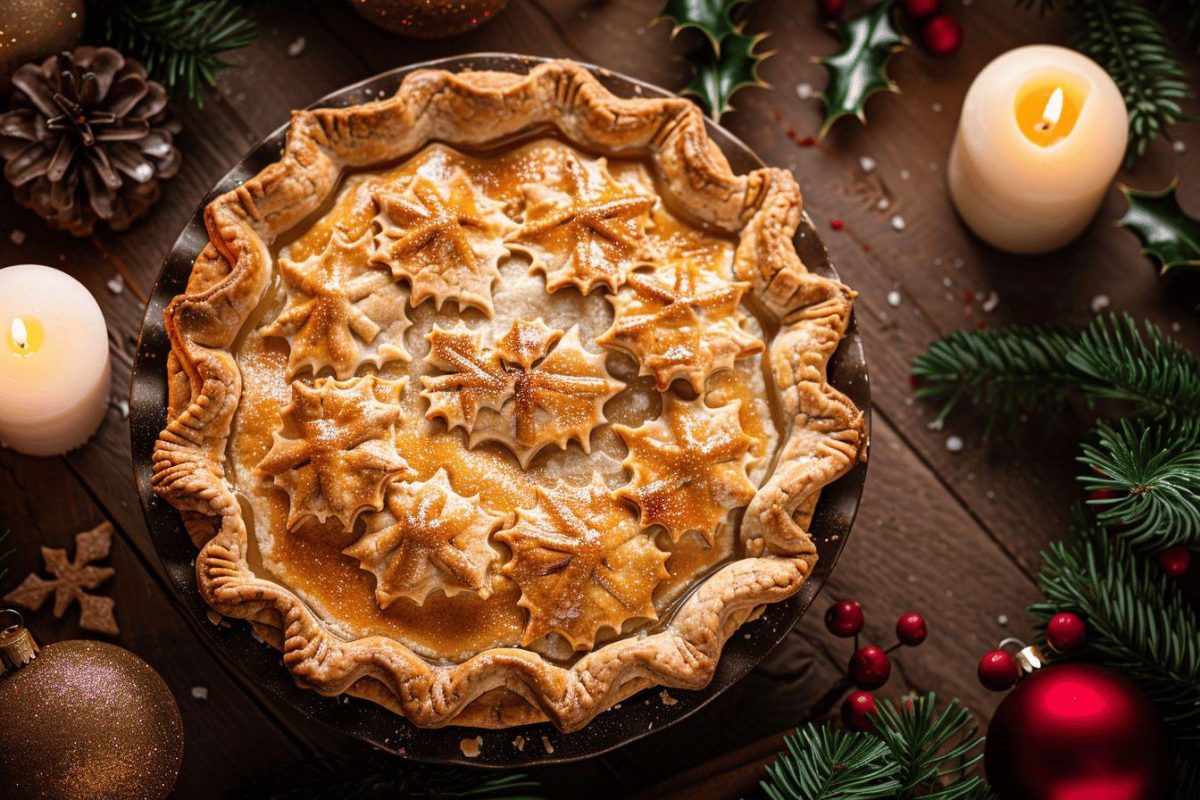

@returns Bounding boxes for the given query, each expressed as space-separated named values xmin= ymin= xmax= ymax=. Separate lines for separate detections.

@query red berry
xmin=841 ymin=691 xmax=877 ymax=732
xmin=830 ymin=218 xmax=845 ymax=231
xmin=849 ymin=646 xmax=891 ymax=690
xmin=1046 ymin=612 xmax=1087 ymax=654
xmin=922 ymin=15 xmax=962 ymax=57
xmin=821 ymin=0 xmax=845 ymax=18
xmin=1088 ymin=487 xmax=1121 ymax=502
xmin=825 ymin=600 xmax=864 ymax=637
xmin=978 ymin=650 xmax=1018 ymax=691
xmin=1157 ymin=546 xmax=1191 ymax=578
xmin=896 ymin=612 xmax=928 ymax=646
xmin=903 ymin=0 xmax=939 ymax=17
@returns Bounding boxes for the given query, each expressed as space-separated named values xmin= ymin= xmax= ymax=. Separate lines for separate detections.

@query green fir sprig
xmin=90 ymin=0 xmax=257 ymax=106
xmin=761 ymin=695 xmax=992 ymax=800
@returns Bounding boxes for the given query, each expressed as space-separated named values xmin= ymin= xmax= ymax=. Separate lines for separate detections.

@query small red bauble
xmin=1088 ymin=487 xmax=1121 ymax=502
xmin=825 ymin=600 xmax=864 ymax=638
xmin=1046 ymin=612 xmax=1087 ymax=654
xmin=921 ymin=15 xmax=962 ymax=57
xmin=985 ymin=663 xmax=1170 ymax=800
xmin=821 ymin=0 xmax=845 ymax=17
xmin=1157 ymin=545 xmax=1191 ymax=577
xmin=902 ymin=0 xmax=939 ymax=18
xmin=841 ymin=691 xmax=877 ymax=732
xmin=849 ymin=646 xmax=891 ymax=690
xmin=895 ymin=612 xmax=928 ymax=646
xmin=978 ymin=650 xmax=1018 ymax=691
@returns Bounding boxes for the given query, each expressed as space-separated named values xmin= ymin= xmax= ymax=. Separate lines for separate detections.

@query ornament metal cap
xmin=999 ymin=637 xmax=1048 ymax=679
xmin=0 ymin=609 xmax=39 ymax=675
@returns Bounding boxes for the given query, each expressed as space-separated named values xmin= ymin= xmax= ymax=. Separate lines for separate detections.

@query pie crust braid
xmin=152 ymin=60 xmax=865 ymax=731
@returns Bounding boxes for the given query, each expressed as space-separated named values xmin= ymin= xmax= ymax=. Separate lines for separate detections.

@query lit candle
xmin=0 ymin=265 xmax=111 ymax=456
xmin=947 ymin=45 xmax=1128 ymax=254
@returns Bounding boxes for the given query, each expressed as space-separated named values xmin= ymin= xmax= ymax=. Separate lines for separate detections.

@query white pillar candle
xmin=0 ymin=265 xmax=112 ymax=456
xmin=947 ymin=45 xmax=1128 ymax=255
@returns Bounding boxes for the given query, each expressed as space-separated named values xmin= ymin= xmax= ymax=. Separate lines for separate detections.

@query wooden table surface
xmin=1 ymin=2 xmax=1197 ymax=797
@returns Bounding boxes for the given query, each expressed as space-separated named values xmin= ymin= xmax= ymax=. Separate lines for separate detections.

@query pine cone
xmin=0 ymin=46 xmax=182 ymax=236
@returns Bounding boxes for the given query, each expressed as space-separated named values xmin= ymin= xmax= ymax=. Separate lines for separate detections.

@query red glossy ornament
xmin=821 ymin=0 xmax=845 ymax=17
xmin=841 ymin=691 xmax=877 ymax=732
xmin=825 ymin=600 xmax=864 ymax=638
xmin=1047 ymin=612 xmax=1087 ymax=654
xmin=1157 ymin=545 xmax=1191 ymax=578
xmin=921 ymin=15 xmax=962 ymax=57
xmin=895 ymin=612 xmax=928 ymax=646
xmin=903 ymin=0 xmax=939 ymax=18
xmin=849 ymin=646 xmax=891 ymax=690
xmin=985 ymin=662 xmax=1170 ymax=800
xmin=978 ymin=650 xmax=1018 ymax=691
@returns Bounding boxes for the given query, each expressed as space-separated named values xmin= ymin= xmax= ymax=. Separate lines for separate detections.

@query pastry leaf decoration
xmin=372 ymin=173 xmax=515 ymax=314
xmin=615 ymin=395 xmax=759 ymax=545
xmin=657 ymin=0 xmax=746 ymax=52
xmin=819 ymin=0 xmax=906 ymax=137
xmin=683 ymin=30 xmax=771 ymax=122
xmin=262 ymin=229 xmax=410 ymax=380
xmin=258 ymin=376 xmax=410 ymax=532
xmin=597 ymin=256 xmax=763 ymax=391
xmin=509 ymin=152 xmax=656 ymax=295
xmin=495 ymin=476 xmax=669 ymax=650
xmin=421 ymin=319 xmax=625 ymax=468
xmin=1118 ymin=182 xmax=1200 ymax=276
xmin=345 ymin=469 xmax=504 ymax=608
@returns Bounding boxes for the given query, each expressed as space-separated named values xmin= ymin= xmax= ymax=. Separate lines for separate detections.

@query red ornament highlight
xmin=985 ymin=662 xmax=1169 ymax=800
xmin=849 ymin=645 xmax=891 ymax=690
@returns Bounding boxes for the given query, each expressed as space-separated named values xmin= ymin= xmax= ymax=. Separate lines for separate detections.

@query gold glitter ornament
xmin=347 ymin=0 xmax=510 ymax=38
xmin=0 ymin=0 xmax=86 ymax=95
xmin=0 ymin=614 xmax=183 ymax=800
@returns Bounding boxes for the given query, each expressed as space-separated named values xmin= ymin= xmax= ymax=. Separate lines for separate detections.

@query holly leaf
xmin=1118 ymin=182 xmax=1200 ymax=276
xmin=819 ymin=0 xmax=906 ymax=137
xmin=682 ymin=30 xmax=771 ymax=121
xmin=657 ymin=0 xmax=747 ymax=52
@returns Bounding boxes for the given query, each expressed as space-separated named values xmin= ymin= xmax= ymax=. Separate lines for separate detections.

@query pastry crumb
xmin=1090 ymin=294 xmax=1111 ymax=314
xmin=886 ymin=290 xmax=902 ymax=308
xmin=945 ymin=435 xmax=964 ymax=453
xmin=106 ymin=274 xmax=124 ymax=295
xmin=660 ymin=690 xmax=678 ymax=707
xmin=796 ymin=82 xmax=813 ymax=100
xmin=9 ymin=229 xmax=25 ymax=245
xmin=191 ymin=686 xmax=209 ymax=700
xmin=541 ymin=735 xmax=554 ymax=754
xmin=459 ymin=736 xmax=482 ymax=758
xmin=858 ymin=156 xmax=877 ymax=173
xmin=287 ymin=36 xmax=306 ymax=57
xmin=512 ymin=735 xmax=525 ymax=752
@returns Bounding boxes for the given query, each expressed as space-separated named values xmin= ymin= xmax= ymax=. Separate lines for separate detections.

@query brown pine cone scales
xmin=0 ymin=47 xmax=181 ymax=236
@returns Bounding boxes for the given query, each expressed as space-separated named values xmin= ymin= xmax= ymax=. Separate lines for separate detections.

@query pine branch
xmin=1079 ymin=418 xmax=1200 ymax=549
xmin=911 ymin=313 xmax=1200 ymax=435
xmin=873 ymin=695 xmax=992 ymax=800
xmin=91 ymin=0 xmax=257 ymax=106
xmin=1023 ymin=0 xmax=1192 ymax=162
xmin=1030 ymin=520 xmax=1200 ymax=743
xmin=760 ymin=724 xmax=900 ymax=800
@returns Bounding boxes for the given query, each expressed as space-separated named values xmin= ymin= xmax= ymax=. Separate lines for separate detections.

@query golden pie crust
xmin=152 ymin=60 xmax=865 ymax=732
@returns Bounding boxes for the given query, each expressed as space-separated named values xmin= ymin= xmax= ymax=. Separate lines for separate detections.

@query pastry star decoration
xmin=615 ymin=395 xmax=759 ymax=545
xmin=257 ymin=376 xmax=410 ymax=532
xmin=345 ymin=469 xmax=504 ymax=608
xmin=420 ymin=318 xmax=625 ymax=468
xmin=3 ymin=522 xmax=118 ymax=635
xmin=496 ymin=476 xmax=669 ymax=650
xmin=371 ymin=173 xmax=515 ymax=314
xmin=262 ymin=228 xmax=410 ymax=380
xmin=509 ymin=152 xmax=656 ymax=294
xmin=598 ymin=257 xmax=763 ymax=391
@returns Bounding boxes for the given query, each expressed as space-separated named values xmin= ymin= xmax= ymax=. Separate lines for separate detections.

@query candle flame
xmin=10 ymin=317 xmax=27 ymax=351
xmin=1039 ymin=87 xmax=1064 ymax=131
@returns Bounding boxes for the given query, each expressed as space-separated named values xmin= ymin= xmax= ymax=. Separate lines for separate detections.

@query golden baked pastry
xmin=152 ymin=60 xmax=865 ymax=732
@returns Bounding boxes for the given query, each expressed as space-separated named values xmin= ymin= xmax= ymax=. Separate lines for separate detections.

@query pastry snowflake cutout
xmin=495 ymin=475 xmax=669 ymax=649
xmin=615 ymin=395 xmax=758 ymax=545
xmin=421 ymin=318 xmax=625 ymax=467
xmin=262 ymin=229 xmax=410 ymax=380
xmin=345 ymin=469 xmax=504 ymax=608
xmin=598 ymin=257 xmax=763 ymax=391
xmin=371 ymin=173 xmax=515 ymax=314
xmin=257 ymin=376 xmax=410 ymax=532
xmin=509 ymin=152 xmax=656 ymax=294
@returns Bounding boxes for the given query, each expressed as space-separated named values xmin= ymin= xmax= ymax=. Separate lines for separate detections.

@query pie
xmin=152 ymin=60 xmax=865 ymax=733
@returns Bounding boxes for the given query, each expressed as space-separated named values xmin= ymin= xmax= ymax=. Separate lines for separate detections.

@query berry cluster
xmin=824 ymin=600 xmax=928 ymax=731
xmin=822 ymin=0 xmax=962 ymax=57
